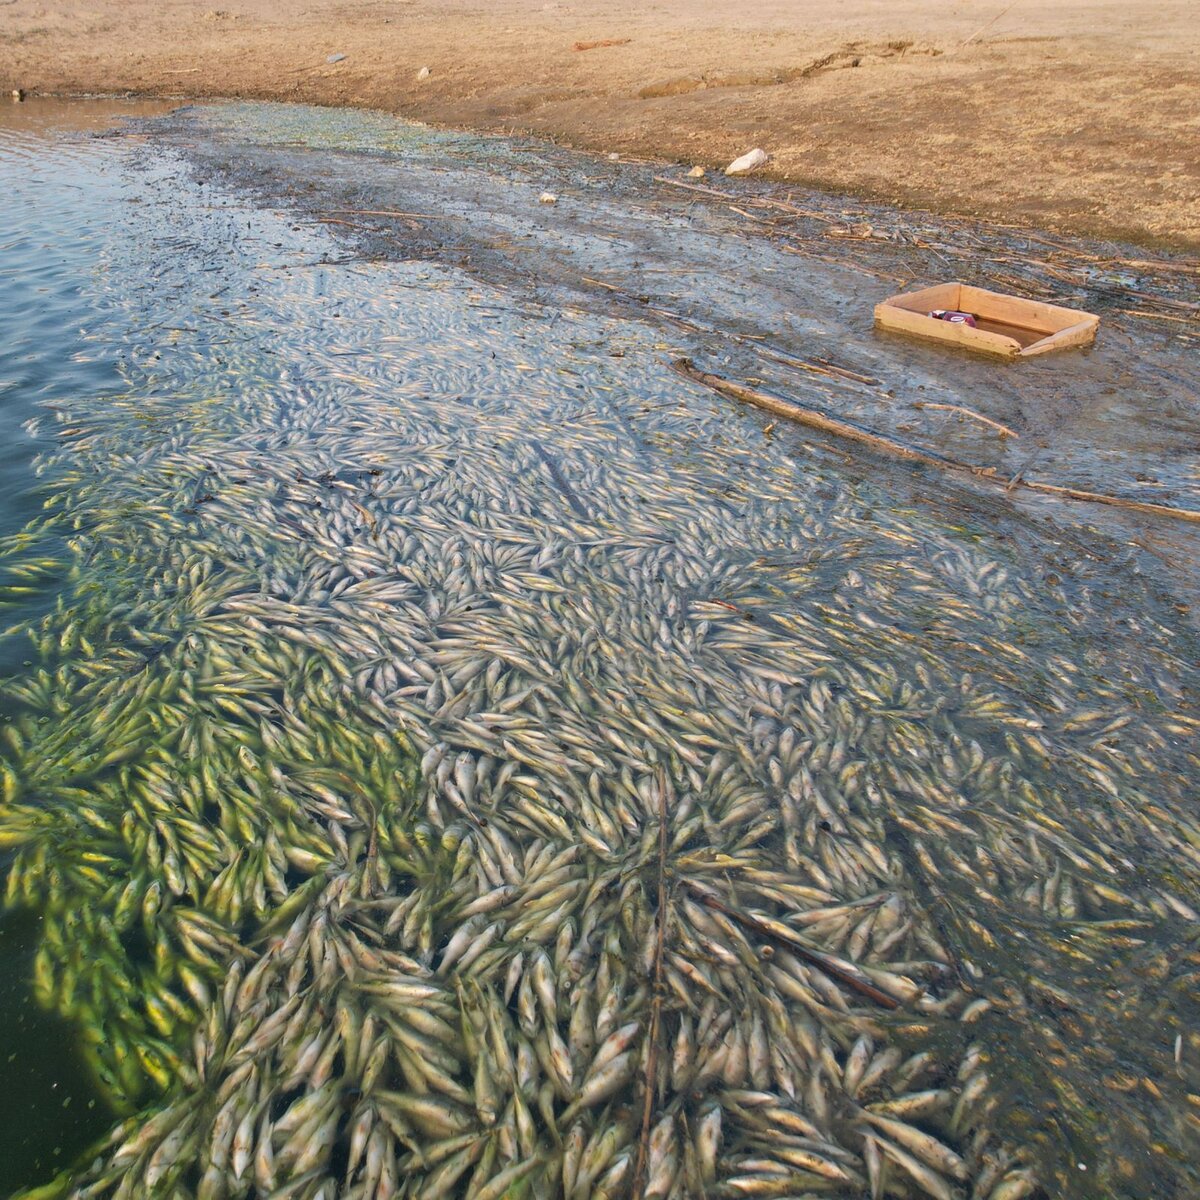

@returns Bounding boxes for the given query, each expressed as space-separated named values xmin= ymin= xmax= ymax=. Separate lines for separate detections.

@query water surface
xmin=0 ymin=98 xmax=1197 ymax=1200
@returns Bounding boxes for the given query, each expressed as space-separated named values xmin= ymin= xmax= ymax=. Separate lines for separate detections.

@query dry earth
xmin=2 ymin=0 xmax=1199 ymax=247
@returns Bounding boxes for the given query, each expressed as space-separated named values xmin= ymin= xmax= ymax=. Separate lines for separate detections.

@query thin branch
xmin=913 ymin=402 xmax=1019 ymax=438
xmin=682 ymin=881 xmax=901 ymax=1009
xmin=671 ymin=359 xmax=1200 ymax=525
xmin=957 ymin=2 xmax=1018 ymax=50
xmin=320 ymin=208 xmax=442 ymax=220
xmin=652 ymin=175 xmax=737 ymax=202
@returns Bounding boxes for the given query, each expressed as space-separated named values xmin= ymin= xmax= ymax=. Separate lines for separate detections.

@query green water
xmin=0 ymin=99 xmax=185 ymax=1194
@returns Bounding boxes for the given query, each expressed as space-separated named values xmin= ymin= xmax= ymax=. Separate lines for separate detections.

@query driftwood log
xmin=670 ymin=359 xmax=1200 ymax=525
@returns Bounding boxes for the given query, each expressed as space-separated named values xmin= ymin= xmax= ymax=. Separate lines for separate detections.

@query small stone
xmin=539 ymin=192 xmax=558 ymax=204
xmin=11 ymin=89 xmax=25 ymax=102
xmin=686 ymin=165 xmax=705 ymax=178
xmin=725 ymin=147 xmax=769 ymax=176
xmin=326 ymin=52 xmax=346 ymax=64
xmin=607 ymin=152 xmax=620 ymax=161
xmin=416 ymin=66 xmax=431 ymax=81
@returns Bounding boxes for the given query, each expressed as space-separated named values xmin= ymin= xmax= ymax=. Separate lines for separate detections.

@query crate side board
xmin=874 ymin=304 xmax=1022 ymax=356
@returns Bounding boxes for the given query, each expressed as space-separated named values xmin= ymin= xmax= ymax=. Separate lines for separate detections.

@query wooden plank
xmin=973 ymin=318 xmax=1045 ymax=348
xmin=878 ymin=282 xmax=961 ymax=314
xmin=875 ymin=303 xmax=1021 ymax=357
xmin=1019 ymin=316 xmax=1100 ymax=357
xmin=959 ymin=285 xmax=1092 ymax=333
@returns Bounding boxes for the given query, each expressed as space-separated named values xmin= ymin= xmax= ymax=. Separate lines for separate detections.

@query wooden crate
xmin=875 ymin=282 xmax=1099 ymax=358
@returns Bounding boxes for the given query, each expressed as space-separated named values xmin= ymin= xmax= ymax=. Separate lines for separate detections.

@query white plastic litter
xmin=725 ymin=148 xmax=769 ymax=176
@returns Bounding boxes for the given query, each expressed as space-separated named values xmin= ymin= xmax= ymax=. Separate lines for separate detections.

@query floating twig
xmin=811 ymin=357 xmax=881 ymax=386
xmin=315 ymin=217 xmax=378 ymax=232
xmin=1118 ymin=309 xmax=1195 ymax=325
xmin=652 ymin=175 xmax=735 ymax=202
xmin=320 ymin=208 xmax=440 ymax=220
xmin=758 ymin=348 xmax=879 ymax=387
xmin=671 ymin=359 xmax=1200 ymax=525
xmin=779 ymin=242 xmax=901 ymax=281
xmin=914 ymin=402 xmax=1019 ymax=438
xmin=681 ymin=881 xmax=901 ymax=1009
xmin=580 ymin=276 xmax=624 ymax=292
xmin=1107 ymin=258 xmax=1199 ymax=276
xmin=1118 ymin=289 xmax=1199 ymax=312
xmin=1005 ymin=450 xmax=1042 ymax=493
xmin=727 ymin=205 xmax=773 ymax=225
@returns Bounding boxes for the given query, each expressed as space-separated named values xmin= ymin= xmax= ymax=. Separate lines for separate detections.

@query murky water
xmin=0 ymin=99 xmax=1198 ymax=1200
xmin=0 ymin=98 xmax=179 ymax=1192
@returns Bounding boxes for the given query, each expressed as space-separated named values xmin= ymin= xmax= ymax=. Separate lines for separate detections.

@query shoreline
xmin=24 ymin=83 xmax=1200 ymax=258
xmin=3 ymin=0 xmax=1198 ymax=252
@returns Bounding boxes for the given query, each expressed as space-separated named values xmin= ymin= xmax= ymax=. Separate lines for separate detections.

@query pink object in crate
xmin=928 ymin=309 xmax=978 ymax=327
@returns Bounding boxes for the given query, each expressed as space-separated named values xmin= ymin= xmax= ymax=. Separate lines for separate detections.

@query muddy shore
xmin=3 ymin=0 xmax=1199 ymax=250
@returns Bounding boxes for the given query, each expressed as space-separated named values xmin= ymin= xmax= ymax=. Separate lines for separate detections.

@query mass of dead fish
xmin=0 ymin=153 xmax=1198 ymax=1200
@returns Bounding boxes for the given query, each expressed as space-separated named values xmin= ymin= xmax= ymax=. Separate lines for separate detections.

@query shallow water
xmin=0 ymin=99 xmax=1197 ymax=1200
xmin=0 ymin=97 xmax=180 ymax=1192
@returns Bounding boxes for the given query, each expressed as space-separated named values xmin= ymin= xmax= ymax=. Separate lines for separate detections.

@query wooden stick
xmin=728 ymin=205 xmax=774 ymax=224
xmin=681 ymin=882 xmax=901 ymax=1010
xmin=573 ymin=37 xmax=632 ymax=51
xmin=673 ymin=359 xmax=949 ymax=467
xmin=812 ymin=357 xmax=882 ymax=386
xmin=580 ymin=276 xmax=624 ymax=292
xmin=780 ymin=242 xmax=901 ymax=281
xmin=671 ymin=359 xmax=1200 ymax=525
xmin=758 ymin=353 xmax=848 ymax=384
xmin=316 ymin=217 xmax=377 ymax=232
xmin=1019 ymin=230 xmax=1098 ymax=259
xmin=958 ymin=2 xmax=1018 ymax=50
xmin=914 ymin=402 xmax=1019 ymax=438
xmin=1118 ymin=309 xmax=1195 ymax=325
xmin=652 ymin=174 xmax=735 ymax=201
xmin=1106 ymin=258 xmax=1199 ymax=277
xmin=1005 ymin=449 xmax=1042 ymax=493
xmin=1016 ymin=476 xmax=1200 ymax=519
xmin=321 ymin=208 xmax=440 ymax=220
xmin=758 ymin=350 xmax=876 ymax=387
xmin=1120 ymin=289 xmax=1200 ymax=312
xmin=751 ymin=197 xmax=839 ymax=223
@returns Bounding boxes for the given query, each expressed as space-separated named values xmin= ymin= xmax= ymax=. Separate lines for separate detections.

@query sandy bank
xmin=3 ymin=0 xmax=1198 ymax=248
